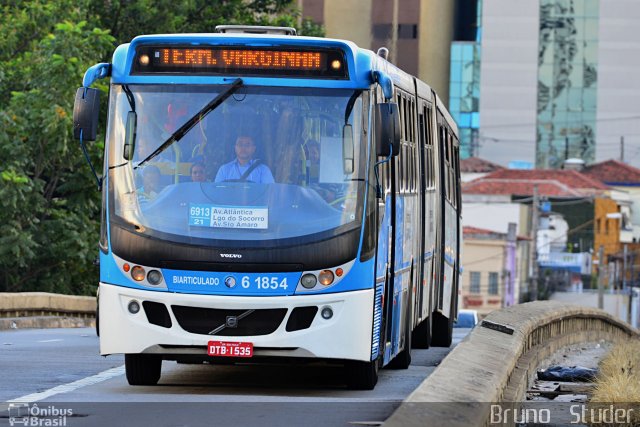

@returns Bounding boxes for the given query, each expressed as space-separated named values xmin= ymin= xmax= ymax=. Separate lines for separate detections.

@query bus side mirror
xmin=375 ymin=103 xmax=400 ymax=157
xmin=73 ymin=87 xmax=100 ymax=141
xmin=343 ymin=124 xmax=354 ymax=174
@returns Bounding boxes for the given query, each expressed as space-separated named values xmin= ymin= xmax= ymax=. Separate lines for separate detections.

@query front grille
xmin=171 ymin=305 xmax=287 ymax=336
xmin=286 ymin=306 xmax=318 ymax=332
xmin=143 ymin=301 xmax=172 ymax=328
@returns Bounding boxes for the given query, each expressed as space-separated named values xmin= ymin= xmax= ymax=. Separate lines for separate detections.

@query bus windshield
xmin=106 ymin=84 xmax=367 ymax=244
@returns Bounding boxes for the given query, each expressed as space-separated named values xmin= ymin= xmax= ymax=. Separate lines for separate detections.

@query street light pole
xmin=530 ymin=185 xmax=539 ymax=301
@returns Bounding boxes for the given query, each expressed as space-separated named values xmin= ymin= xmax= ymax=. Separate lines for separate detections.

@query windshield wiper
xmin=136 ymin=78 xmax=243 ymax=169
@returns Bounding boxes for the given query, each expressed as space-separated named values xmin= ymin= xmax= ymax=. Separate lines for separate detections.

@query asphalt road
xmin=0 ymin=327 xmax=470 ymax=427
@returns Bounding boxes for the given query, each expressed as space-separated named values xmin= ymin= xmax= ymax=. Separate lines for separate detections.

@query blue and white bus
xmin=73 ymin=25 xmax=461 ymax=390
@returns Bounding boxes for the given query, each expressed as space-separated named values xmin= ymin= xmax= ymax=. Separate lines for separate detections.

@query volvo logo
xmin=224 ymin=276 xmax=236 ymax=288
xmin=225 ymin=316 xmax=238 ymax=328
xmin=220 ymin=253 xmax=242 ymax=259
xmin=208 ymin=309 xmax=255 ymax=335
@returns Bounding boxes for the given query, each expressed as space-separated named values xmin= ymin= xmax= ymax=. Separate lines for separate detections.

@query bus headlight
xmin=131 ymin=266 xmax=146 ymax=281
xmin=147 ymin=269 xmax=163 ymax=285
xmin=318 ymin=270 xmax=334 ymax=286
xmin=300 ymin=274 xmax=317 ymax=289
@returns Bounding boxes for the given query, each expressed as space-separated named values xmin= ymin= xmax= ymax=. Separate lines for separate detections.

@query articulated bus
xmin=73 ymin=26 xmax=461 ymax=390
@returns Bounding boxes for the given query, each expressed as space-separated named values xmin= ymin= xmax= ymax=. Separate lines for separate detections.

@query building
xmin=449 ymin=0 xmax=482 ymax=158
xmin=462 ymin=225 xmax=528 ymax=315
xmin=462 ymin=166 xmax=617 ymax=297
xmin=299 ymin=0 xmax=455 ymax=101
xmin=583 ymin=159 xmax=640 ymax=242
xmin=583 ymin=159 xmax=640 ymax=288
xmin=449 ymin=0 xmax=640 ymax=170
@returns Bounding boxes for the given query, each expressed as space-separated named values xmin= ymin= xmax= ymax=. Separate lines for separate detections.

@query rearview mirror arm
xmin=79 ymin=129 xmax=102 ymax=191
xmin=373 ymin=144 xmax=393 ymax=199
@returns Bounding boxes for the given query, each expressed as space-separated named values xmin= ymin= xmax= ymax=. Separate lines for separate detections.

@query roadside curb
xmin=384 ymin=301 xmax=639 ymax=427
xmin=0 ymin=316 xmax=95 ymax=331
xmin=0 ymin=292 xmax=95 ymax=318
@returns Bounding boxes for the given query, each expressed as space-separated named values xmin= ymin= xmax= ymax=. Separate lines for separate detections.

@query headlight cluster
xmin=122 ymin=263 xmax=164 ymax=286
xmin=297 ymin=264 xmax=348 ymax=292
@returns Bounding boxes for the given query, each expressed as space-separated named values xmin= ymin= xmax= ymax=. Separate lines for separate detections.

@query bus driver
xmin=214 ymin=135 xmax=274 ymax=184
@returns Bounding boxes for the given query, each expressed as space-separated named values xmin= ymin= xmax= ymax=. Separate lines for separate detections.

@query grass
xmin=587 ymin=339 xmax=640 ymax=425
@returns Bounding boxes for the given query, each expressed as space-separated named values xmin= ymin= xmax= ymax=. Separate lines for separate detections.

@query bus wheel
xmin=431 ymin=311 xmax=453 ymax=347
xmin=345 ymin=358 xmax=379 ymax=390
xmin=125 ymin=354 xmax=162 ymax=385
xmin=95 ymin=306 xmax=99 ymax=337
xmin=411 ymin=315 xmax=432 ymax=349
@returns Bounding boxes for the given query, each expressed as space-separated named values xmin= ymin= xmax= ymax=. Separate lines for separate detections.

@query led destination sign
xmin=132 ymin=46 xmax=348 ymax=78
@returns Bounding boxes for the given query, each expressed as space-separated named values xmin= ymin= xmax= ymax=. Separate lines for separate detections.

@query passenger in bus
xmin=190 ymin=162 xmax=206 ymax=182
xmin=214 ymin=135 xmax=275 ymax=183
xmin=137 ymin=165 xmax=163 ymax=202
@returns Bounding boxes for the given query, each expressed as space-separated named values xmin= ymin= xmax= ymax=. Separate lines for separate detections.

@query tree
xmin=87 ymin=0 xmax=323 ymax=46
xmin=0 ymin=5 xmax=114 ymax=293
xmin=0 ymin=0 xmax=323 ymax=294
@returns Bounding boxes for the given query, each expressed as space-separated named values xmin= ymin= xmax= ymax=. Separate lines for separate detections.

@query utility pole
xmin=598 ymin=245 xmax=605 ymax=309
xmin=390 ymin=0 xmax=399 ymax=64
xmin=624 ymin=244 xmax=633 ymax=324
xmin=632 ymin=250 xmax=636 ymax=324
xmin=621 ymin=136 xmax=625 ymax=163
xmin=530 ymin=185 xmax=539 ymax=301
xmin=623 ymin=244 xmax=628 ymax=289
xmin=296 ymin=0 xmax=303 ymax=28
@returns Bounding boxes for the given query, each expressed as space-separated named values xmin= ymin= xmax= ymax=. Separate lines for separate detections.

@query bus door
xmin=373 ymin=92 xmax=399 ymax=364
xmin=415 ymin=102 xmax=428 ymax=322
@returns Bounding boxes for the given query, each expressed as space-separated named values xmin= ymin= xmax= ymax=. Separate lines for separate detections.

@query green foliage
xmin=87 ymin=0 xmax=324 ymax=47
xmin=0 ymin=1 xmax=323 ymax=294
xmin=0 ymin=10 xmax=113 ymax=293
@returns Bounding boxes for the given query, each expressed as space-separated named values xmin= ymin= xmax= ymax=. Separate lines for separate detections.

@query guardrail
xmin=0 ymin=292 xmax=96 ymax=330
xmin=384 ymin=300 xmax=639 ymax=427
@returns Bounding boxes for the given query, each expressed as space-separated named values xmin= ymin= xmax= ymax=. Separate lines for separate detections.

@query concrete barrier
xmin=384 ymin=301 xmax=640 ymax=427
xmin=0 ymin=292 xmax=96 ymax=329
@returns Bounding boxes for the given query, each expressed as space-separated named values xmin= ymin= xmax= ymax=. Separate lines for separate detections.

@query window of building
xmin=488 ymin=272 xmax=499 ymax=295
xmin=470 ymin=271 xmax=481 ymax=294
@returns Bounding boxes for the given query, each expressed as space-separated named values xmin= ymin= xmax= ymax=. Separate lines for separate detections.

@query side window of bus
xmin=440 ymin=125 xmax=448 ymax=201
xmin=453 ymin=141 xmax=461 ymax=208
xmin=398 ymin=92 xmax=405 ymax=194
xmin=449 ymin=132 xmax=458 ymax=206
xmin=427 ymin=107 xmax=434 ymax=190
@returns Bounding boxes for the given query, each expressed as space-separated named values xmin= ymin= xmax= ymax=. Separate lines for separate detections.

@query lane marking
xmin=7 ymin=365 xmax=125 ymax=404
xmin=37 ymin=339 xmax=63 ymax=343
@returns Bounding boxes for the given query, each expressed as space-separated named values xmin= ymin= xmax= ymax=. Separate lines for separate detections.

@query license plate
xmin=207 ymin=341 xmax=253 ymax=358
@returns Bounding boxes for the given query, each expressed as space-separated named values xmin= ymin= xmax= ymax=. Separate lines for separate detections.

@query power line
xmin=479 ymin=114 xmax=640 ymax=130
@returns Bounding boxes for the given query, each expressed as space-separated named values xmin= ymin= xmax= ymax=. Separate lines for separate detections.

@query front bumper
xmin=98 ymin=282 xmax=374 ymax=362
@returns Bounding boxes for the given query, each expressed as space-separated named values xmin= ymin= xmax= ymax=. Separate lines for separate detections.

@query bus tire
xmin=430 ymin=311 xmax=453 ymax=347
xmin=95 ymin=306 xmax=99 ymax=337
xmin=345 ymin=358 xmax=379 ymax=390
xmin=125 ymin=354 xmax=162 ymax=385
xmin=411 ymin=315 xmax=431 ymax=349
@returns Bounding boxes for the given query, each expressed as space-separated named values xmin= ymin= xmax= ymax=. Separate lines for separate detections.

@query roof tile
xmin=463 ymin=169 xmax=609 ymax=197
xmin=460 ymin=157 xmax=505 ymax=173
xmin=583 ymin=159 xmax=640 ymax=184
